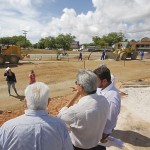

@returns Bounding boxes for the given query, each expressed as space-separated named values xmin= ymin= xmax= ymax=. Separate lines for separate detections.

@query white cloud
xmin=0 ymin=0 xmax=150 ymax=44
xmin=0 ymin=0 xmax=43 ymax=41
xmin=9 ymin=0 xmax=32 ymax=7
xmin=43 ymin=0 xmax=150 ymax=43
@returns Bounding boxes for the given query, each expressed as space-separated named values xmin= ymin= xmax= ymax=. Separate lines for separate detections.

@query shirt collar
xmin=100 ymin=82 xmax=114 ymax=95
xmin=78 ymin=93 xmax=97 ymax=105
xmin=25 ymin=109 xmax=48 ymax=116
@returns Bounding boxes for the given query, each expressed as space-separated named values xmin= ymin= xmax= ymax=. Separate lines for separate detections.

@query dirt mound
xmin=0 ymin=95 xmax=70 ymax=126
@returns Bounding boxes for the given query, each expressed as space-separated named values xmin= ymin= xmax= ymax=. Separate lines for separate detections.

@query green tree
xmin=55 ymin=34 xmax=75 ymax=50
xmin=44 ymin=36 xmax=56 ymax=49
xmin=33 ymin=43 xmax=38 ymax=49
xmin=0 ymin=36 xmax=32 ymax=48
xmin=92 ymin=36 xmax=101 ymax=46
xmin=38 ymin=38 xmax=45 ymax=49
xmin=130 ymin=39 xmax=136 ymax=42
xmin=92 ymin=36 xmax=108 ymax=48
xmin=0 ymin=37 xmax=11 ymax=45
xmin=104 ymin=32 xmax=124 ymax=46
xmin=92 ymin=32 xmax=124 ymax=47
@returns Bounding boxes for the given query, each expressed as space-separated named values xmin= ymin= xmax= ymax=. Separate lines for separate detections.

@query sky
xmin=0 ymin=0 xmax=150 ymax=44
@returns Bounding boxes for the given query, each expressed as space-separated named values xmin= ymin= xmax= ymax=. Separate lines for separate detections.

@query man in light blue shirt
xmin=0 ymin=82 xmax=73 ymax=150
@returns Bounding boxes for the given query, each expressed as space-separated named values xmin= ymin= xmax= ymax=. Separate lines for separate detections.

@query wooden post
xmin=124 ymin=59 xmax=125 ymax=67
xmin=84 ymin=61 xmax=85 ymax=69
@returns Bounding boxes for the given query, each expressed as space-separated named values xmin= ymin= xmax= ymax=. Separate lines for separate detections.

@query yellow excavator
xmin=0 ymin=45 xmax=27 ymax=65
xmin=113 ymin=42 xmax=138 ymax=60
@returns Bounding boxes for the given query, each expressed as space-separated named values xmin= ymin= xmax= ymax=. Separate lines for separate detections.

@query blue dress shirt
xmin=0 ymin=110 xmax=73 ymax=150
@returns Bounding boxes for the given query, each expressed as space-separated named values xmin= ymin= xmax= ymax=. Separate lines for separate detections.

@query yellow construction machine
xmin=113 ymin=42 xmax=138 ymax=60
xmin=0 ymin=45 xmax=26 ymax=65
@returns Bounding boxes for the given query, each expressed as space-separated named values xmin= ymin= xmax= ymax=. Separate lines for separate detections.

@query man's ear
xmin=103 ymin=79 xmax=107 ymax=83
xmin=78 ymin=85 xmax=83 ymax=92
xmin=102 ymin=79 xmax=108 ymax=87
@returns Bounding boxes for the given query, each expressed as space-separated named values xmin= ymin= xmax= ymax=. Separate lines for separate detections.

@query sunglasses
xmin=75 ymin=81 xmax=81 ymax=86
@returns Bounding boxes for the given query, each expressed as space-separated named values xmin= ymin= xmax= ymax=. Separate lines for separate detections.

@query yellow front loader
xmin=0 ymin=45 xmax=26 ymax=65
xmin=113 ymin=42 xmax=138 ymax=60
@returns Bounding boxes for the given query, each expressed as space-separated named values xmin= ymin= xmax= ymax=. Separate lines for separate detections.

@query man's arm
xmin=57 ymin=91 xmax=80 ymax=126
xmin=0 ymin=127 xmax=2 ymax=149
xmin=62 ymin=126 xmax=74 ymax=150
xmin=100 ymin=133 xmax=110 ymax=143
xmin=103 ymin=102 xmax=118 ymax=134
xmin=4 ymin=71 xmax=8 ymax=76
xmin=13 ymin=73 xmax=17 ymax=82
xmin=66 ymin=91 xmax=80 ymax=108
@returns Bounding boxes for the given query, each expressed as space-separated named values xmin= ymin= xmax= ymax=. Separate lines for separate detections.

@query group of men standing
xmin=0 ymin=65 xmax=121 ymax=150
xmin=78 ymin=50 xmax=106 ymax=61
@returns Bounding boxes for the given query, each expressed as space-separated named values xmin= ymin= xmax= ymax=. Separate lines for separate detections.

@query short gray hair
xmin=76 ymin=69 xmax=97 ymax=94
xmin=25 ymin=82 xmax=50 ymax=110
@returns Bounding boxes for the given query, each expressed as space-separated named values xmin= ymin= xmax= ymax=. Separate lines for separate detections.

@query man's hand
xmin=100 ymin=133 xmax=110 ymax=143
xmin=70 ymin=86 xmax=77 ymax=92
xmin=66 ymin=91 xmax=80 ymax=108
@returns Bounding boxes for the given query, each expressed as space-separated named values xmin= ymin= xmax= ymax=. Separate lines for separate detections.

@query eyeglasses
xmin=75 ymin=81 xmax=81 ymax=86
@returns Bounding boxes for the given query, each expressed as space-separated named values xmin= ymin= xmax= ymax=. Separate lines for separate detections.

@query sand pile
xmin=121 ymin=87 xmax=150 ymax=122
xmin=108 ymin=87 xmax=150 ymax=150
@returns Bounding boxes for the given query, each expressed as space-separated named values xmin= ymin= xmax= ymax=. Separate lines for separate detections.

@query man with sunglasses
xmin=58 ymin=69 xmax=110 ymax=150
xmin=94 ymin=65 xmax=121 ymax=148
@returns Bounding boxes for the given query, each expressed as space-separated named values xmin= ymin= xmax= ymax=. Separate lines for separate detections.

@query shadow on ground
xmin=10 ymin=95 xmax=25 ymax=101
xmin=0 ymin=110 xmax=3 ymax=114
xmin=113 ymin=130 xmax=150 ymax=147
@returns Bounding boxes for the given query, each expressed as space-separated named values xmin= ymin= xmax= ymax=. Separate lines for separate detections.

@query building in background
xmin=131 ymin=37 xmax=150 ymax=52
xmin=71 ymin=41 xmax=80 ymax=49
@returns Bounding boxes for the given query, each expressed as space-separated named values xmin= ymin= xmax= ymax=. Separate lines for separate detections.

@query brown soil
xmin=0 ymin=58 xmax=150 ymax=150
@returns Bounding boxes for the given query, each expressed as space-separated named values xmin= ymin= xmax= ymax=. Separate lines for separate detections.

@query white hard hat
xmin=6 ymin=67 xmax=10 ymax=71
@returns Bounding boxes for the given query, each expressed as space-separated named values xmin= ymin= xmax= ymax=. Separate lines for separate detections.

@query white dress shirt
xmin=97 ymin=82 xmax=121 ymax=134
xmin=111 ymin=74 xmax=115 ymax=84
xmin=57 ymin=93 xmax=110 ymax=149
xmin=0 ymin=110 xmax=73 ymax=150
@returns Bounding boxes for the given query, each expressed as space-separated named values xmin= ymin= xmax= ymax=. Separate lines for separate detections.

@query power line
xmin=22 ymin=30 xmax=28 ymax=49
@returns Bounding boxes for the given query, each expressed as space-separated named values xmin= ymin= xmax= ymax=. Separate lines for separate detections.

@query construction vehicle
xmin=113 ymin=42 xmax=138 ymax=60
xmin=0 ymin=45 xmax=26 ymax=65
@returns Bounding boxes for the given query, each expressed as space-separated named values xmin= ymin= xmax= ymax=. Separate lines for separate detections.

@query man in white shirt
xmin=58 ymin=70 xmax=110 ymax=150
xmin=94 ymin=66 xmax=121 ymax=147
xmin=0 ymin=82 xmax=73 ymax=150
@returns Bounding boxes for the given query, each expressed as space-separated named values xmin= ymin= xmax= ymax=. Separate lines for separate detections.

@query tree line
xmin=0 ymin=35 xmax=32 ymax=48
xmin=0 ymin=32 xmax=132 ymax=50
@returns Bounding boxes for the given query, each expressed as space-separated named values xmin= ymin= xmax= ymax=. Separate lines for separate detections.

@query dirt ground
xmin=0 ymin=57 xmax=150 ymax=150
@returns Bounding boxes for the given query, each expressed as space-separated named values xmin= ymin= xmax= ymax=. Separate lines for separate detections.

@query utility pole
xmin=22 ymin=30 xmax=28 ymax=49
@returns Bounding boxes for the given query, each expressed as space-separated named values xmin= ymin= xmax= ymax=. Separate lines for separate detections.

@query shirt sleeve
xmin=0 ymin=126 xmax=7 ymax=149
xmin=103 ymin=101 xmax=119 ymax=134
xmin=0 ymin=127 xmax=2 ymax=149
xmin=14 ymin=73 xmax=17 ymax=82
xmin=57 ymin=106 xmax=77 ymax=128
xmin=62 ymin=126 xmax=74 ymax=150
xmin=4 ymin=72 xmax=7 ymax=76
